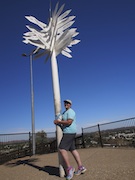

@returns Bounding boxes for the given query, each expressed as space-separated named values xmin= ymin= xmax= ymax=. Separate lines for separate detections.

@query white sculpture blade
xmin=58 ymin=9 xmax=72 ymax=21
xmin=25 ymin=16 xmax=47 ymax=29
xmin=61 ymin=50 xmax=72 ymax=58
xmin=57 ymin=21 xmax=75 ymax=34
xmin=64 ymin=47 xmax=72 ymax=53
xmin=68 ymin=39 xmax=81 ymax=47
xmin=55 ymin=4 xmax=65 ymax=17
xmin=52 ymin=2 xmax=59 ymax=17
xmin=57 ymin=16 xmax=75 ymax=30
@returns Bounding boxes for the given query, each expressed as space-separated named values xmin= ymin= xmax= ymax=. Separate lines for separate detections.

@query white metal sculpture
xmin=23 ymin=2 xmax=80 ymax=177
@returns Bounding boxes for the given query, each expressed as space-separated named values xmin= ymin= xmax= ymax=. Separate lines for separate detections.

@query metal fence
xmin=0 ymin=132 xmax=31 ymax=164
xmin=0 ymin=131 xmax=56 ymax=164
xmin=35 ymin=131 xmax=56 ymax=154
xmin=82 ymin=117 xmax=135 ymax=148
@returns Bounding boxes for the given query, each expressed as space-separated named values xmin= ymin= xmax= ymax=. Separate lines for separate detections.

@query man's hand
xmin=54 ymin=119 xmax=61 ymax=125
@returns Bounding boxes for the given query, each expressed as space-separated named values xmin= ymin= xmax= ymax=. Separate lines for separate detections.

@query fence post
xmin=81 ymin=128 xmax=85 ymax=148
xmin=98 ymin=124 xmax=103 ymax=148
xmin=29 ymin=132 xmax=32 ymax=156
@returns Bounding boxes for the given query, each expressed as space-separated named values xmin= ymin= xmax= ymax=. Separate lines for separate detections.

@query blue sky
xmin=0 ymin=0 xmax=135 ymax=134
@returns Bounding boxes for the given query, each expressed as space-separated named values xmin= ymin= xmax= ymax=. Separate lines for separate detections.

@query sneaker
xmin=75 ymin=166 xmax=87 ymax=175
xmin=66 ymin=167 xmax=75 ymax=180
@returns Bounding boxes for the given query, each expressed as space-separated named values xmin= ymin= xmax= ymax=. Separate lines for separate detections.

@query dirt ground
xmin=0 ymin=148 xmax=135 ymax=180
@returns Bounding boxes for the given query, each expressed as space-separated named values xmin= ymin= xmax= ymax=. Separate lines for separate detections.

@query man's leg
xmin=71 ymin=149 xmax=82 ymax=167
xmin=59 ymin=149 xmax=75 ymax=180
xmin=71 ymin=149 xmax=87 ymax=175
xmin=59 ymin=149 xmax=71 ymax=168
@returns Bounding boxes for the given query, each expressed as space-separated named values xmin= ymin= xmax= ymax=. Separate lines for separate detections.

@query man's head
xmin=64 ymin=99 xmax=72 ymax=109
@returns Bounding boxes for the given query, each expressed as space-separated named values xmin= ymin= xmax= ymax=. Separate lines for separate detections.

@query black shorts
xmin=59 ymin=133 xmax=76 ymax=151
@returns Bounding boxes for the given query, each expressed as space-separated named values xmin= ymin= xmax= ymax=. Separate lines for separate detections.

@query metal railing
xmin=0 ymin=117 xmax=135 ymax=164
xmin=0 ymin=131 xmax=56 ymax=164
xmin=82 ymin=117 xmax=135 ymax=148
xmin=0 ymin=132 xmax=31 ymax=164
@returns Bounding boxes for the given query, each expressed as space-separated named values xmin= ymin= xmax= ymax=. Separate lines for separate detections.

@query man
xmin=54 ymin=99 xmax=86 ymax=180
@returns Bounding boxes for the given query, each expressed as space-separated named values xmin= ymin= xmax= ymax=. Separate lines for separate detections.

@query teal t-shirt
xmin=62 ymin=108 xmax=77 ymax=133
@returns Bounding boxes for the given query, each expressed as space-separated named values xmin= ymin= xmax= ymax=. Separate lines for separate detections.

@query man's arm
xmin=54 ymin=119 xmax=73 ymax=126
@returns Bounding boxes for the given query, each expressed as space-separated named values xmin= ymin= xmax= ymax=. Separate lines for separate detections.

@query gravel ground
xmin=0 ymin=148 xmax=135 ymax=180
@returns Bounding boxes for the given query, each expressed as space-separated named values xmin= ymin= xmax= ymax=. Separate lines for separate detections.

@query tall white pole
xmin=30 ymin=54 xmax=36 ymax=155
xmin=51 ymin=50 xmax=65 ymax=177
